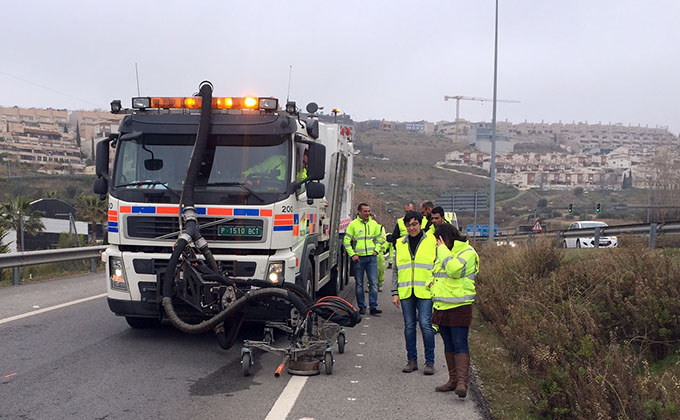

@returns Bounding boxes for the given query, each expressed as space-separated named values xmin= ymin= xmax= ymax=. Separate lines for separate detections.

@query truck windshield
xmin=112 ymin=133 xmax=291 ymax=205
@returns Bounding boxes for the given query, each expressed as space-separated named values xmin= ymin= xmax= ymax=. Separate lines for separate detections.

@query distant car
xmin=563 ymin=221 xmax=618 ymax=248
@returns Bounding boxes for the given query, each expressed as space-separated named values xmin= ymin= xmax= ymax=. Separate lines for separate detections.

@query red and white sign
xmin=531 ymin=219 xmax=543 ymax=232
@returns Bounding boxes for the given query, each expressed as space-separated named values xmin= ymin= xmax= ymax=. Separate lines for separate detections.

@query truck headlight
xmin=267 ymin=262 xmax=284 ymax=284
xmin=110 ymin=257 xmax=128 ymax=291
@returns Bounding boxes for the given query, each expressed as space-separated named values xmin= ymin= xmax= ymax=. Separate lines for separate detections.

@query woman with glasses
xmin=429 ymin=223 xmax=479 ymax=398
xmin=391 ymin=211 xmax=436 ymax=375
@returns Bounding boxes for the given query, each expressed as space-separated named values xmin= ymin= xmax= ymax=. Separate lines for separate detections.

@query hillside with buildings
xmin=1 ymin=105 xmax=678 ymax=231
xmin=0 ymin=106 xmax=122 ymax=176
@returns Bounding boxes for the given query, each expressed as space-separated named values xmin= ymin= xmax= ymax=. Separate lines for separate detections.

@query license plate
xmin=218 ymin=225 xmax=262 ymax=237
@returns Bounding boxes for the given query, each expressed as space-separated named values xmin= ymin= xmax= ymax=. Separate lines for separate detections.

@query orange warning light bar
xmin=141 ymin=96 xmax=277 ymax=110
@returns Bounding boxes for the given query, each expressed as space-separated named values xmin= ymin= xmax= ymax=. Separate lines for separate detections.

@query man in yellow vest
xmin=429 ymin=206 xmax=449 ymax=230
xmin=391 ymin=211 xmax=436 ymax=375
xmin=420 ymin=200 xmax=435 ymax=234
xmin=344 ymin=203 xmax=384 ymax=315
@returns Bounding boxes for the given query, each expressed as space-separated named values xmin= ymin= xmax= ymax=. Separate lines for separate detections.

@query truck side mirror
xmin=93 ymin=177 xmax=108 ymax=199
xmin=307 ymin=181 xmax=325 ymax=199
xmin=307 ymin=143 xmax=326 ymax=181
xmin=95 ymin=138 xmax=111 ymax=181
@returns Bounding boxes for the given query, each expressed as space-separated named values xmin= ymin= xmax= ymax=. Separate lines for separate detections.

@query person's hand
xmin=373 ymin=251 xmax=378 ymax=256
xmin=392 ymin=295 xmax=400 ymax=308
xmin=352 ymin=255 xmax=359 ymax=262
xmin=436 ymin=237 xmax=445 ymax=247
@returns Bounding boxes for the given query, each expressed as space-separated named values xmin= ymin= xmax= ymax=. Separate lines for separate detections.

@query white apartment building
xmin=444 ymin=150 xmax=629 ymax=190
xmin=0 ymin=107 xmax=84 ymax=174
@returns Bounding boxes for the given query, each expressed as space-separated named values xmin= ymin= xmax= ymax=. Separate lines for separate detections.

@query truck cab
xmin=95 ymin=94 xmax=354 ymax=327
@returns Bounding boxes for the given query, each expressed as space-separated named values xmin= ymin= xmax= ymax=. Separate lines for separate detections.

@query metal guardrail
xmin=0 ymin=245 xmax=107 ymax=286
xmin=475 ymin=221 xmax=680 ymax=249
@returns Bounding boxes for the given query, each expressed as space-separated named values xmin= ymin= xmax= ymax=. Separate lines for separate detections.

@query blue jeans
xmin=439 ymin=326 xmax=470 ymax=354
xmin=354 ymin=255 xmax=378 ymax=310
xmin=400 ymin=295 xmax=435 ymax=364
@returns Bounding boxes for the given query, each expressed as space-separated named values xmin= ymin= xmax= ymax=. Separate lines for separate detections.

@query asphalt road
xmin=0 ymin=269 xmax=483 ymax=420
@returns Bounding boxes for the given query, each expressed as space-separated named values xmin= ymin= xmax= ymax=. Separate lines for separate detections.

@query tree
xmin=0 ymin=227 xmax=11 ymax=254
xmin=0 ymin=196 xmax=45 ymax=252
xmin=573 ymin=186 xmax=584 ymax=196
xmin=537 ymin=198 xmax=548 ymax=208
xmin=76 ymin=194 xmax=107 ymax=243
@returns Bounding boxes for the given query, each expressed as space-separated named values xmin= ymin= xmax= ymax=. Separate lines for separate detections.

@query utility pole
xmin=488 ymin=0 xmax=499 ymax=244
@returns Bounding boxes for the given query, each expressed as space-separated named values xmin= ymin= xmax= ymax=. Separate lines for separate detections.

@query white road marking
xmin=0 ymin=293 xmax=107 ymax=325
xmin=264 ymin=375 xmax=308 ymax=420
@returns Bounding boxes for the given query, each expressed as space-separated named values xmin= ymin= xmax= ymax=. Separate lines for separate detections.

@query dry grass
xmin=473 ymin=241 xmax=679 ymax=419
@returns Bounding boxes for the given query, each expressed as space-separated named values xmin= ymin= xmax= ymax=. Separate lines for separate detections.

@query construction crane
xmin=444 ymin=95 xmax=520 ymax=121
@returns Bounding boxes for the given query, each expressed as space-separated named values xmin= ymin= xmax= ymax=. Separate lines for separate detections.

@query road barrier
xmin=474 ymin=221 xmax=680 ymax=249
xmin=0 ymin=246 xmax=107 ymax=286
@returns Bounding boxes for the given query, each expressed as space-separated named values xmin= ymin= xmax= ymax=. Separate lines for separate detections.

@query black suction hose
xmin=160 ymin=81 xmax=311 ymax=337
xmin=163 ymin=288 xmax=308 ymax=334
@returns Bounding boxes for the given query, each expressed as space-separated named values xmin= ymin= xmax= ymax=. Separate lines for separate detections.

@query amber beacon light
xmin=131 ymin=96 xmax=278 ymax=111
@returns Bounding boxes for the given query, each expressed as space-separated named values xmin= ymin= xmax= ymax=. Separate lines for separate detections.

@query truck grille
xmin=126 ymin=216 xmax=264 ymax=241
xmin=133 ymin=258 xmax=256 ymax=277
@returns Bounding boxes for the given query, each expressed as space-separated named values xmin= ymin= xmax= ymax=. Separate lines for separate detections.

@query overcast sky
xmin=1 ymin=1 xmax=679 ymax=133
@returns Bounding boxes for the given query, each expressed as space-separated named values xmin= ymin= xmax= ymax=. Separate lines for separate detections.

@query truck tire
xmin=297 ymin=260 xmax=315 ymax=301
xmin=319 ymin=265 xmax=339 ymax=297
xmin=125 ymin=316 xmax=161 ymax=329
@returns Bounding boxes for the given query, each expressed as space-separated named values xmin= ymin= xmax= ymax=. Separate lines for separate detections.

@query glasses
xmin=406 ymin=222 xmax=420 ymax=227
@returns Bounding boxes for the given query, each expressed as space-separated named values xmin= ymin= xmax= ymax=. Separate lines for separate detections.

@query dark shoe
xmin=435 ymin=353 xmax=457 ymax=392
xmin=402 ymin=360 xmax=418 ymax=373
xmin=370 ymin=308 xmax=382 ymax=315
xmin=423 ymin=362 xmax=435 ymax=375
xmin=387 ymin=263 xmax=393 ymax=269
xmin=454 ymin=353 xmax=470 ymax=398
xmin=359 ymin=308 xmax=366 ymax=315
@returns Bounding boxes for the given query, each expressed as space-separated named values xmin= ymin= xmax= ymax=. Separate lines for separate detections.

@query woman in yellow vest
xmin=391 ymin=211 xmax=436 ymax=375
xmin=429 ymin=223 xmax=479 ymax=398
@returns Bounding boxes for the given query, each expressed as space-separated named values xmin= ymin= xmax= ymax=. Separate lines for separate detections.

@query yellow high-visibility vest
xmin=395 ymin=232 xmax=436 ymax=300
xmin=343 ymin=216 xmax=384 ymax=257
xmin=430 ymin=240 xmax=478 ymax=310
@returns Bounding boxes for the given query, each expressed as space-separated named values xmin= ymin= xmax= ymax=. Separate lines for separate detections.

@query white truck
xmin=94 ymin=85 xmax=355 ymax=329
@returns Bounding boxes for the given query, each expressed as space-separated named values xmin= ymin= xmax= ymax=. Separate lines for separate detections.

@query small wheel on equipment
xmin=337 ymin=332 xmax=346 ymax=354
xmin=241 ymin=352 xmax=252 ymax=376
xmin=324 ymin=351 xmax=334 ymax=375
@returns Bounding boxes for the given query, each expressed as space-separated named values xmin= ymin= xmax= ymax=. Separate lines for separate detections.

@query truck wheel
xmin=125 ymin=316 xmax=161 ymax=329
xmin=298 ymin=260 xmax=315 ymax=301
xmin=319 ymin=265 xmax=339 ymax=297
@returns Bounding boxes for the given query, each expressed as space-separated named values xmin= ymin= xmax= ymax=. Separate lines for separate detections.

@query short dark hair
xmin=357 ymin=202 xmax=369 ymax=212
xmin=434 ymin=223 xmax=467 ymax=249
xmin=431 ymin=206 xmax=445 ymax=218
xmin=403 ymin=211 xmax=422 ymax=225
xmin=421 ymin=200 xmax=434 ymax=210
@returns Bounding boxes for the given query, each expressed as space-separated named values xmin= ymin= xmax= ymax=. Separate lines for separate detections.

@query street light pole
xmin=488 ymin=0 xmax=499 ymax=244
